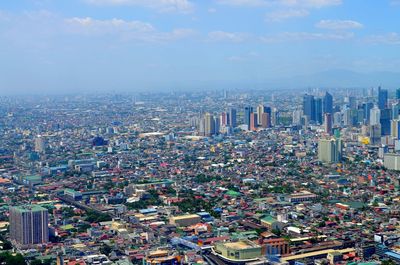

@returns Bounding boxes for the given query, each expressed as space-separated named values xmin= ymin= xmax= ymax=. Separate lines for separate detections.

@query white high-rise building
xmin=370 ymin=106 xmax=381 ymax=126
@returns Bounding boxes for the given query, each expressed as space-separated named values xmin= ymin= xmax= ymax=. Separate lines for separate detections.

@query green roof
xmin=226 ymin=190 xmax=241 ymax=197
xmin=261 ymin=215 xmax=277 ymax=224
xmin=11 ymin=205 xmax=47 ymax=213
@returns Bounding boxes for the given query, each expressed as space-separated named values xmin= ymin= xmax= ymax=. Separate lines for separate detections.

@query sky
xmin=0 ymin=0 xmax=400 ymax=94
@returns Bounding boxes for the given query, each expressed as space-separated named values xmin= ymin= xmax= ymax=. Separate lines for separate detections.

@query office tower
xmin=34 ymin=135 xmax=46 ymax=153
xmin=314 ymin=98 xmax=323 ymax=124
xmin=333 ymin=112 xmax=342 ymax=127
xmin=257 ymin=104 xmax=265 ymax=125
xmin=250 ymin=113 xmax=257 ymax=131
xmin=303 ymin=94 xmax=315 ymax=122
xmin=343 ymin=108 xmax=353 ymax=127
xmin=292 ymin=110 xmax=302 ymax=125
xmin=318 ymin=138 xmax=342 ymax=163
xmin=10 ymin=205 xmax=49 ymax=245
xmin=271 ymin=108 xmax=278 ymax=126
xmin=220 ymin=112 xmax=227 ymax=126
xmin=199 ymin=118 xmax=205 ymax=136
xmin=397 ymin=88 xmax=400 ymax=100
xmin=391 ymin=119 xmax=400 ymax=140
xmin=370 ymin=124 xmax=382 ymax=145
xmin=378 ymin=86 xmax=388 ymax=110
xmin=261 ymin=112 xmax=271 ymax=128
xmin=214 ymin=116 xmax=220 ymax=134
xmin=347 ymin=96 xmax=357 ymax=110
xmin=324 ymin=113 xmax=332 ymax=135
xmin=362 ymin=102 xmax=374 ymax=124
xmin=204 ymin=113 xmax=216 ymax=136
xmin=229 ymin=108 xmax=237 ymax=128
xmin=370 ymin=106 xmax=381 ymax=126
xmin=244 ymin=106 xmax=253 ymax=130
xmin=323 ymin=92 xmax=333 ymax=114
xmin=392 ymin=103 xmax=400 ymax=120
xmin=380 ymin=108 xmax=391 ymax=136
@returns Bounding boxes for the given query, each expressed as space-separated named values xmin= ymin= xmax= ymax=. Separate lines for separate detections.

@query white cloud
xmin=365 ymin=33 xmax=400 ymax=45
xmin=316 ymin=19 xmax=363 ymax=30
xmin=217 ymin=0 xmax=341 ymax=8
xmin=207 ymin=31 xmax=249 ymax=42
xmin=65 ymin=17 xmax=195 ymax=42
xmin=266 ymin=9 xmax=309 ymax=21
xmin=260 ymin=31 xmax=353 ymax=43
xmin=84 ymin=0 xmax=194 ymax=13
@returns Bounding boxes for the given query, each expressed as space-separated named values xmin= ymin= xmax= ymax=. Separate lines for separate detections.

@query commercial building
xmin=384 ymin=153 xmax=400 ymax=171
xmin=170 ymin=214 xmax=201 ymax=227
xmin=213 ymin=240 xmax=263 ymax=263
xmin=10 ymin=205 xmax=49 ymax=245
xmin=318 ymin=138 xmax=342 ymax=163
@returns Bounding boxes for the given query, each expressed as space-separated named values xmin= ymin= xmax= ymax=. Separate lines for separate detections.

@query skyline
xmin=1 ymin=0 xmax=400 ymax=94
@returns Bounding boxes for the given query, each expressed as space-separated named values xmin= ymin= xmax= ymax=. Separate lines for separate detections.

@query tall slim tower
xmin=229 ymin=108 xmax=237 ymax=128
xmin=378 ymin=87 xmax=388 ymax=110
xmin=10 ymin=205 xmax=49 ymax=245
xmin=324 ymin=113 xmax=332 ymax=135
xmin=303 ymin=94 xmax=315 ymax=122
xmin=323 ymin=92 xmax=333 ymax=114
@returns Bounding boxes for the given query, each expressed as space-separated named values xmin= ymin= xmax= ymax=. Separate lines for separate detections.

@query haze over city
xmin=1 ymin=0 xmax=400 ymax=94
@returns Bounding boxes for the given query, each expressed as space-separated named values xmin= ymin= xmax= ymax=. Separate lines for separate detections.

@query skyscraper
xmin=323 ymin=92 xmax=333 ymax=114
xmin=250 ymin=113 xmax=257 ymax=131
xmin=396 ymin=88 xmax=400 ymax=100
xmin=10 ymin=205 xmax=49 ymax=245
xmin=34 ymin=135 xmax=46 ymax=153
xmin=204 ymin=113 xmax=216 ymax=136
xmin=362 ymin=102 xmax=374 ymax=124
xmin=324 ymin=113 xmax=332 ymax=135
xmin=314 ymin=98 xmax=323 ymax=124
xmin=392 ymin=103 xmax=400 ymax=120
xmin=244 ymin=106 xmax=253 ymax=130
xmin=370 ymin=106 xmax=381 ymax=126
xmin=261 ymin=112 xmax=271 ymax=128
xmin=380 ymin=108 xmax=391 ymax=136
xmin=229 ymin=108 xmax=237 ymax=128
xmin=391 ymin=119 xmax=400 ymax=140
xmin=378 ymin=86 xmax=388 ymax=110
xmin=303 ymin=94 xmax=315 ymax=122
xmin=318 ymin=138 xmax=342 ymax=163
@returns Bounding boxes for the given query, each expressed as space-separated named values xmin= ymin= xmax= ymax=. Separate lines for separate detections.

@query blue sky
xmin=1 ymin=0 xmax=400 ymax=94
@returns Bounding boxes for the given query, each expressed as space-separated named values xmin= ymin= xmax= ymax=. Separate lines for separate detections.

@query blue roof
xmin=139 ymin=208 xmax=157 ymax=214
xmin=385 ymin=251 xmax=400 ymax=260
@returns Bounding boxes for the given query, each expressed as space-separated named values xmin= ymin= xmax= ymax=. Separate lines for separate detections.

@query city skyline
xmin=1 ymin=0 xmax=400 ymax=94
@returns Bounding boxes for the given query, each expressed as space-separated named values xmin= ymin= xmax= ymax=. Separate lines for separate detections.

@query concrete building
xmin=169 ymin=214 xmax=201 ymax=227
xmin=213 ymin=240 xmax=262 ymax=263
xmin=318 ymin=138 xmax=342 ymax=163
xmin=384 ymin=153 xmax=400 ymax=171
xmin=10 ymin=205 xmax=49 ymax=245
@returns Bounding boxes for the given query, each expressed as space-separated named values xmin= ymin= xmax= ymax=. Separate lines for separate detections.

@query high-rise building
xmin=229 ymin=108 xmax=237 ymax=128
xmin=303 ymin=94 xmax=315 ymax=122
xmin=324 ymin=113 xmax=332 ymax=135
xmin=257 ymin=104 xmax=265 ymax=126
xmin=391 ymin=119 xmax=400 ymax=140
xmin=34 ymin=135 xmax=46 ymax=153
xmin=204 ymin=113 xmax=216 ymax=137
xmin=380 ymin=108 xmax=392 ymax=136
xmin=392 ymin=103 xmax=400 ymax=120
xmin=362 ymin=102 xmax=374 ymax=124
xmin=318 ymin=138 xmax=342 ymax=163
xmin=314 ymin=98 xmax=323 ymax=124
xmin=220 ymin=112 xmax=227 ymax=126
xmin=10 ymin=205 xmax=49 ymax=245
xmin=261 ymin=112 xmax=271 ymax=128
xmin=250 ymin=113 xmax=257 ymax=131
xmin=292 ymin=110 xmax=302 ymax=126
xmin=323 ymin=92 xmax=333 ymax=114
xmin=370 ymin=106 xmax=381 ymax=126
xmin=244 ymin=106 xmax=253 ymax=130
xmin=378 ymin=86 xmax=388 ymax=110
xmin=396 ymin=88 xmax=400 ymax=100
xmin=370 ymin=124 xmax=382 ymax=145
